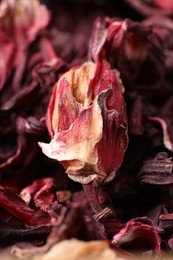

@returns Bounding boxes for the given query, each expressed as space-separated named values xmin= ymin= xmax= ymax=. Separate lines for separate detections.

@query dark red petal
xmin=0 ymin=186 xmax=34 ymax=224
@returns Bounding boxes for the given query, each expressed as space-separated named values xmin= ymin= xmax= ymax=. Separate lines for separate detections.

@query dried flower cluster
xmin=1 ymin=0 xmax=173 ymax=258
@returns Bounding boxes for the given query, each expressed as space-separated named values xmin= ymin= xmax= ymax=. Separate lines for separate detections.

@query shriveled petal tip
xmin=148 ymin=116 xmax=173 ymax=152
xmin=39 ymin=98 xmax=103 ymax=184
xmin=89 ymin=17 xmax=108 ymax=61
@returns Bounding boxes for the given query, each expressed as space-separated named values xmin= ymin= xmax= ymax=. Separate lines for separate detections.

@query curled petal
xmin=148 ymin=116 xmax=173 ymax=152
xmin=39 ymin=98 xmax=103 ymax=184
xmin=112 ymin=218 xmax=161 ymax=252
xmin=34 ymin=181 xmax=56 ymax=213
xmin=0 ymin=135 xmax=26 ymax=170
xmin=89 ymin=17 xmax=164 ymax=91
xmin=97 ymin=86 xmax=128 ymax=182
xmin=16 ymin=116 xmax=47 ymax=138
xmin=0 ymin=186 xmax=34 ymax=225
xmin=89 ymin=17 xmax=108 ymax=61
xmin=20 ymin=178 xmax=54 ymax=204
xmin=0 ymin=82 xmax=38 ymax=115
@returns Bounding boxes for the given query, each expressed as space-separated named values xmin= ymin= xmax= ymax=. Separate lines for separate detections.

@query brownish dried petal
xmin=139 ymin=152 xmax=173 ymax=185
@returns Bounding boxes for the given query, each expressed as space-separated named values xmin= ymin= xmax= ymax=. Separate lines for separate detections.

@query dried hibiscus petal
xmin=0 ymin=185 xmax=34 ymax=225
xmin=112 ymin=217 xmax=161 ymax=252
xmin=16 ymin=117 xmax=47 ymax=138
xmin=159 ymin=213 xmax=173 ymax=230
xmin=139 ymin=152 xmax=173 ymax=185
xmin=0 ymin=0 xmax=50 ymax=90
xmin=0 ymin=81 xmax=38 ymax=115
xmin=20 ymin=178 xmax=54 ymax=205
xmin=89 ymin=17 xmax=165 ymax=91
xmin=33 ymin=181 xmax=57 ymax=214
xmin=148 ymin=117 xmax=173 ymax=152
xmin=0 ymin=220 xmax=51 ymax=246
xmin=0 ymin=135 xmax=26 ymax=170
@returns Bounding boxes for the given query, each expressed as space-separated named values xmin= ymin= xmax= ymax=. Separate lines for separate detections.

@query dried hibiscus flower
xmin=89 ymin=17 xmax=165 ymax=91
xmin=0 ymin=0 xmax=50 ymax=90
xmin=39 ymin=60 xmax=128 ymax=185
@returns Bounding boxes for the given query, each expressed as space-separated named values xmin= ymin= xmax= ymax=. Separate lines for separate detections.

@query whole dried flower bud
xmin=0 ymin=0 xmax=50 ymax=43
xmin=0 ymin=0 xmax=50 ymax=90
xmin=39 ymin=60 xmax=128 ymax=185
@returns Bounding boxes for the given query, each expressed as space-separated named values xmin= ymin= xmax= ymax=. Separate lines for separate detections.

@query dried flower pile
xmin=1 ymin=0 xmax=173 ymax=258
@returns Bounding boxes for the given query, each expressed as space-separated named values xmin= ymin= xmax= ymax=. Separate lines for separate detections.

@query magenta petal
xmin=47 ymin=77 xmax=80 ymax=136
xmin=20 ymin=178 xmax=54 ymax=204
xmin=34 ymin=181 xmax=56 ymax=213
xmin=112 ymin=218 xmax=161 ymax=252
xmin=89 ymin=17 xmax=108 ymax=61
xmin=0 ymin=186 xmax=34 ymax=225
xmin=92 ymin=60 xmax=128 ymax=181
xmin=97 ymin=86 xmax=128 ymax=182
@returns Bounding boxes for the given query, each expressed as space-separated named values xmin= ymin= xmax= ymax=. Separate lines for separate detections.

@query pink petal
xmin=112 ymin=218 xmax=161 ymax=252
xmin=0 ymin=33 xmax=15 ymax=91
xmin=148 ymin=116 xmax=173 ymax=151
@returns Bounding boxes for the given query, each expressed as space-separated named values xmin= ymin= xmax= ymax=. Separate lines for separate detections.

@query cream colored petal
xmin=33 ymin=239 xmax=122 ymax=260
xmin=39 ymin=98 xmax=103 ymax=184
xmin=65 ymin=61 xmax=95 ymax=107
xmin=9 ymin=239 xmax=124 ymax=260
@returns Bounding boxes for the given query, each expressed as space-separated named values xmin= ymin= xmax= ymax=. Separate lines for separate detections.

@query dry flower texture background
xmin=1 ymin=0 xmax=173 ymax=259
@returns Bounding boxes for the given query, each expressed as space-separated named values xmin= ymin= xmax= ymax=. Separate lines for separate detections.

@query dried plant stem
xmin=83 ymin=181 xmax=118 ymax=238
